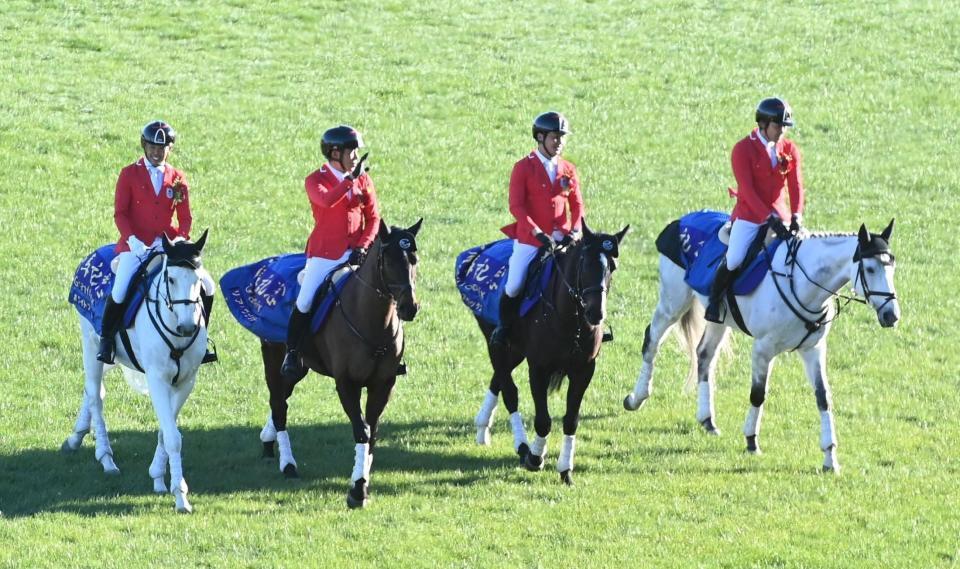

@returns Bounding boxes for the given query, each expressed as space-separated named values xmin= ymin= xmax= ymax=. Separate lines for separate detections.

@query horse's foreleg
xmin=695 ymin=325 xmax=729 ymax=435
xmin=486 ymin=349 xmax=527 ymax=455
xmin=474 ymin=385 xmax=499 ymax=446
xmin=625 ymin=291 xmax=693 ymax=411
xmin=557 ymin=360 xmax=595 ymax=486
xmin=147 ymin=374 xmax=190 ymax=513
xmin=523 ymin=365 xmax=552 ymax=472
xmin=361 ymin=374 xmax=397 ymax=505
xmin=743 ymin=342 xmax=776 ymax=455
xmin=800 ymin=344 xmax=839 ymax=473
xmin=336 ymin=379 xmax=370 ymax=509
xmin=62 ymin=356 xmax=96 ymax=454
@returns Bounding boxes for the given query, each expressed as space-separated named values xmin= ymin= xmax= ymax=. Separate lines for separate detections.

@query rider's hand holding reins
xmin=348 ymin=247 xmax=367 ymax=266
xmin=790 ymin=213 xmax=802 ymax=235
xmin=535 ymin=231 xmax=555 ymax=253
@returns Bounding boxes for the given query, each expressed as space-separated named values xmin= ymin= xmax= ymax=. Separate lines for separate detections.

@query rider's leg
xmin=490 ymin=240 xmax=539 ymax=347
xmin=281 ymin=254 xmax=346 ymax=379
xmin=706 ymin=219 xmax=758 ymax=323
xmin=198 ymin=269 xmax=218 ymax=364
xmin=98 ymin=251 xmax=139 ymax=363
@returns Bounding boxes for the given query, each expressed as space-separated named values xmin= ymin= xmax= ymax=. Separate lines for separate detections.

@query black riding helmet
xmin=532 ymin=111 xmax=571 ymax=141
xmin=142 ymin=120 xmax=177 ymax=146
xmin=755 ymin=98 xmax=795 ymax=127
xmin=321 ymin=125 xmax=364 ymax=160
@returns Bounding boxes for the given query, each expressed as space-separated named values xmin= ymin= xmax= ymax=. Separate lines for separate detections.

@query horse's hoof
xmin=261 ymin=441 xmax=275 ymax=458
xmin=700 ymin=417 xmax=721 ymax=436
xmin=623 ymin=394 xmax=646 ymax=411
xmin=560 ymin=470 xmax=574 ymax=486
xmin=282 ymin=464 xmax=299 ymax=479
xmin=104 ymin=467 xmax=121 ymax=476
xmin=60 ymin=439 xmax=79 ymax=454
xmin=523 ymin=453 xmax=545 ymax=472
xmin=516 ymin=443 xmax=530 ymax=463
xmin=175 ymin=497 xmax=193 ymax=514
xmin=347 ymin=480 xmax=368 ymax=509
xmin=745 ymin=435 xmax=761 ymax=454
xmin=476 ymin=427 xmax=491 ymax=446
xmin=822 ymin=464 xmax=840 ymax=474
xmin=153 ymin=478 xmax=168 ymax=494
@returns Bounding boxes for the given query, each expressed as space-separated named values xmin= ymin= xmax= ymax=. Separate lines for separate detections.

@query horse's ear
xmin=581 ymin=218 xmax=593 ymax=238
xmin=378 ymin=219 xmax=390 ymax=241
xmin=858 ymin=224 xmax=869 ymax=245
xmin=880 ymin=218 xmax=895 ymax=241
xmin=161 ymin=232 xmax=173 ymax=254
xmin=615 ymin=225 xmax=630 ymax=244
xmin=408 ymin=218 xmax=423 ymax=236
xmin=194 ymin=228 xmax=208 ymax=252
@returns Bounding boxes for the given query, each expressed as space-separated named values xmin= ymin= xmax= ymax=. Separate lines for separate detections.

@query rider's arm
xmin=509 ymin=161 xmax=541 ymax=236
xmin=306 ymin=172 xmax=354 ymax=208
xmin=357 ymin=177 xmax=381 ymax=250
xmin=567 ymin=168 xmax=584 ymax=233
xmin=731 ymin=142 xmax=773 ymax=218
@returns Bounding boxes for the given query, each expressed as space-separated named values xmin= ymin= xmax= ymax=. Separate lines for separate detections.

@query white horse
xmin=624 ymin=219 xmax=900 ymax=472
xmin=62 ymin=232 xmax=210 ymax=513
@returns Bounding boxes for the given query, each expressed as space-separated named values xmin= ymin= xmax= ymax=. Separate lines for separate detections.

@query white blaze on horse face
xmin=856 ymin=255 xmax=900 ymax=326
xmin=168 ymin=267 xmax=203 ymax=332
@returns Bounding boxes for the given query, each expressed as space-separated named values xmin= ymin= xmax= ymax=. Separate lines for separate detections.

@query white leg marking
xmin=556 ymin=435 xmax=576 ymax=473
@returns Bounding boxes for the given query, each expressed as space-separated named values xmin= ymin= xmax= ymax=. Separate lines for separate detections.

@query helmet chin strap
xmin=538 ymin=136 xmax=557 ymax=159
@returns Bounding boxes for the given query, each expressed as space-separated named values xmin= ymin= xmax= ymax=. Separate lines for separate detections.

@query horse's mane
xmin=802 ymin=231 xmax=856 ymax=239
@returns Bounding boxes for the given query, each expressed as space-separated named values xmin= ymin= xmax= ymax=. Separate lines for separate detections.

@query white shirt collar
xmin=326 ymin=162 xmax=347 ymax=182
xmin=534 ymin=149 xmax=558 ymax=167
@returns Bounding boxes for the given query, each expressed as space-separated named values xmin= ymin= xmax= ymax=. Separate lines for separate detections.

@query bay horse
xmin=258 ymin=219 xmax=421 ymax=508
xmin=63 ymin=232 xmax=211 ymax=513
xmin=623 ymin=218 xmax=900 ymax=472
xmin=471 ymin=221 xmax=629 ymax=485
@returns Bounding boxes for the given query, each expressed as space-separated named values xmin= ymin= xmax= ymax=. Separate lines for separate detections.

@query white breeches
xmin=111 ymin=249 xmax=214 ymax=302
xmin=726 ymin=219 xmax=761 ymax=270
xmin=295 ymin=252 xmax=350 ymax=313
xmin=504 ymin=241 xmax=540 ymax=298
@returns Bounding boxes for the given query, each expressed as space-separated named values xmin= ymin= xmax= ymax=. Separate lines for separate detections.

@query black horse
xmin=259 ymin=219 xmax=421 ymax=508
xmin=470 ymin=221 xmax=628 ymax=485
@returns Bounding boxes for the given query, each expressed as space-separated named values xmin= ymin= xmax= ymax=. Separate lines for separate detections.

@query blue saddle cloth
xmin=220 ymin=254 xmax=352 ymax=343
xmin=455 ymin=239 xmax=554 ymax=326
xmin=679 ymin=211 xmax=783 ymax=296
xmin=68 ymin=245 xmax=156 ymax=335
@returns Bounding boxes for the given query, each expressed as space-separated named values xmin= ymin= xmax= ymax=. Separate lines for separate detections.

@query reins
xmin=142 ymin=255 xmax=206 ymax=384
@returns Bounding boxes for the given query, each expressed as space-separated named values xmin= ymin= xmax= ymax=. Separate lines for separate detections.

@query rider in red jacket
xmin=98 ymin=121 xmax=216 ymax=364
xmin=489 ymin=111 xmax=584 ymax=347
xmin=705 ymin=98 xmax=805 ymax=323
xmin=281 ymin=125 xmax=381 ymax=379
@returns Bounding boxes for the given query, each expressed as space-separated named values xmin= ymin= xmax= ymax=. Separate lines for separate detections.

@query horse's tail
xmin=678 ymin=302 xmax=705 ymax=394
xmin=547 ymin=370 xmax=566 ymax=394
xmin=677 ymin=302 xmax=732 ymax=394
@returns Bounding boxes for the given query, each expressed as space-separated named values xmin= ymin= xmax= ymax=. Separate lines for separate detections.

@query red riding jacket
xmin=113 ymin=158 xmax=192 ymax=253
xmin=303 ymin=164 xmax=380 ymax=259
xmin=501 ymin=152 xmax=584 ymax=246
xmin=729 ymin=129 xmax=804 ymax=224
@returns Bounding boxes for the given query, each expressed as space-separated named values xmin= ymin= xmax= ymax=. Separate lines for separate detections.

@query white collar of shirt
xmin=755 ymin=129 xmax=779 ymax=168
xmin=535 ymin=149 xmax=559 ymax=183
xmin=143 ymin=158 xmax=166 ymax=195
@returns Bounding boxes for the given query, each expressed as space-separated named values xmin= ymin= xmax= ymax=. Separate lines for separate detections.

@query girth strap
xmin=724 ymin=288 xmax=752 ymax=336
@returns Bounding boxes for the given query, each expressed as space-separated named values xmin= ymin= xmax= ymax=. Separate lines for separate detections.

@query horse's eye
xmin=866 ymin=267 xmax=876 ymax=275
xmin=168 ymin=277 xmax=175 ymax=284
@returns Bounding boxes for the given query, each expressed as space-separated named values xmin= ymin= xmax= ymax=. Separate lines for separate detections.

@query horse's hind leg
xmin=556 ymin=360 xmax=596 ymax=486
xmin=799 ymin=344 xmax=839 ymax=473
xmin=625 ymin=260 xmax=695 ymax=411
xmin=474 ymin=380 xmax=500 ymax=446
xmin=335 ymin=379 xmax=371 ymax=509
xmin=695 ymin=324 xmax=730 ymax=435
xmin=62 ymin=340 xmax=96 ymax=453
xmin=261 ymin=341 xmax=299 ymax=477
xmin=742 ymin=341 xmax=777 ymax=455
xmin=488 ymin=348 xmax=528 ymax=457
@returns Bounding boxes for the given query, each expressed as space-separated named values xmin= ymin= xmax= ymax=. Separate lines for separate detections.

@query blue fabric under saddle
xmin=220 ymin=254 xmax=352 ymax=343
xmin=679 ymin=211 xmax=783 ymax=296
xmin=68 ymin=245 xmax=158 ymax=335
xmin=455 ymin=239 xmax=554 ymax=326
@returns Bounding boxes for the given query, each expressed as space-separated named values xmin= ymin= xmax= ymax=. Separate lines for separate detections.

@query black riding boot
xmin=281 ymin=309 xmax=312 ymax=381
xmin=97 ymin=297 xmax=125 ymax=364
xmin=489 ymin=294 xmax=522 ymax=347
xmin=200 ymin=293 xmax=218 ymax=364
xmin=705 ymin=264 xmax=735 ymax=323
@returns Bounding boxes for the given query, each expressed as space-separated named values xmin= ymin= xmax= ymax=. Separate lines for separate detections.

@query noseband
xmin=144 ymin=256 xmax=205 ymax=384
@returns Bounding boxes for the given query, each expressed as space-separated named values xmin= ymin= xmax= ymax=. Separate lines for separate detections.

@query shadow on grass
xmin=0 ymin=419 xmax=515 ymax=518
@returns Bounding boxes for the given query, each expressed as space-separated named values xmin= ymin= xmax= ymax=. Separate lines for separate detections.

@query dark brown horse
xmin=259 ymin=219 xmax=421 ymax=508
xmin=472 ymin=221 xmax=628 ymax=485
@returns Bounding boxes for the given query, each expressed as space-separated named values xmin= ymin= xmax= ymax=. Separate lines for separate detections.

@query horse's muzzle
xmin=879 ymin=306 xmax=900 ymax=328
xmin=398 ymin=302 xmax=419 ymax=322
xmin=177 ymin=323 xmax=198 ymax=335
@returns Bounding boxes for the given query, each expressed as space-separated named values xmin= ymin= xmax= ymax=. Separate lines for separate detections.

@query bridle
xmin=770 ymin=233 xmax=897 ymax=350
xmin=337 ymin=234 xmax=417 ymax=357
xmin=544 ymin=240 xmax=615 ymax=351
xmin=144 ymin=255 xmax=205 ymax=384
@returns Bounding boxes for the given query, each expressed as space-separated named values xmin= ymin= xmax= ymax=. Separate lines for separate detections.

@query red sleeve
xmin=731 ymin=142 xmax=772 ymax=217
xmin=170 ymin=173 xmax=192 ymax=239
xmin=787 ymin=145 xmax=804 ymax=215
xmin=114 ymin=169 xmax=134 ymax=240
xmin=306 ymin=173 xmax=355 ymax=208
xmin=567 ymin=167 xmax=584 ymax=232
xmin=357 ymin=177 xmax=380 ymax=249
xmin=509 ymin=161 xmax=540 ymax=235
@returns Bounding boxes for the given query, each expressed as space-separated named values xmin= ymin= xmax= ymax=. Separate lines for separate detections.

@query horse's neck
xmin=553 ymin=249 xmax=588 ymax=324
xmin=789 ymin=235 xmax=858 ymax=308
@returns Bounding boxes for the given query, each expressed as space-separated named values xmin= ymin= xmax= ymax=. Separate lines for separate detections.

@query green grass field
xmin=1 ymin=1 xmax=958 ymax=567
